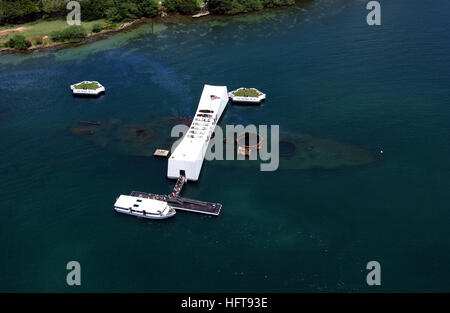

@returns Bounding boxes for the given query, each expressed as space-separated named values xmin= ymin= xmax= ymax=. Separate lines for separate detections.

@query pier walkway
xmin=130 ymin=173 xmax=222 ymax=216
xmin=130 ymin=191 xmax=222 ymax=216
xmin=170 ymin=174 xmax=186 ymax=198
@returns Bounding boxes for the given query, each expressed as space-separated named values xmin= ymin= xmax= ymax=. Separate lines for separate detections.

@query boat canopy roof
xmin=114 ymin=195 xmax=168 ymax=214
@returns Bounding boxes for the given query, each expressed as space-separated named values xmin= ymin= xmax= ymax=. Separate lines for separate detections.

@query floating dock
xmin=154 ymin=149 xmax=170 ymax=158
xmin=130 ymin=191 xmax=222 ymax=216
xmin=128 ymin=172 xmax=222 ymax=216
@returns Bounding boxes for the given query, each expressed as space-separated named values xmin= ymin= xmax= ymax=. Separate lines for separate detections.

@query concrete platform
xmin=154 ymin=149 xmax=170 ymax=158
xmin=130 ymin=191 xmax=222 ymax=216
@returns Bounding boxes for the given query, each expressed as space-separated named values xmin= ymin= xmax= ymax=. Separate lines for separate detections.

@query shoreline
xmin=0 ymin=17 xmax=150 ymax=55
xmin=0 ymin=2 xmax=307 ymax=56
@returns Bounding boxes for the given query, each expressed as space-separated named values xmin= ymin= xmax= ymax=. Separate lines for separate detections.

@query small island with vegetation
xmin=73 ymin=81 xmax=102 ymax=90
xmin=229 ymin=87 xmax=266 ymax=104
xmin=231 ymin=88 xmax=263 ymax=97
xmin=0 ymin=0 xmax=307 ymax=52
xmin=70 ymin=81 xmax=105 ymax=96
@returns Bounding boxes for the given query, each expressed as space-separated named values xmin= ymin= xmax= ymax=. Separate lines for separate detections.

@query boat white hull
xmin=114 ymin=207 xmax=176 ymax=219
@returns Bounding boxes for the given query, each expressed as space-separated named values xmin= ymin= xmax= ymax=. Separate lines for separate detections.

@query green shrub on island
xmin=6 ymin=35 xmax=32 ymax=50
xmin=232 ymin=88 xmax=262 ymax=97
xmin=34 ymin=37 xmax=43 ymax=45
xmin=51 ymin=25 xmax=86 ymax=43
xmin=74 ymin=82 xmax=101 ymax=90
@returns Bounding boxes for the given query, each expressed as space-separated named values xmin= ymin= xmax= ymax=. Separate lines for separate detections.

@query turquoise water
xmin=1 ymin=0 xmax=449 ymax=292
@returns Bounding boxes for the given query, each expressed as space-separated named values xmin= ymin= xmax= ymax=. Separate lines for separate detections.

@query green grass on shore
xmin=0 ymin=19 xmax=107 ymax=45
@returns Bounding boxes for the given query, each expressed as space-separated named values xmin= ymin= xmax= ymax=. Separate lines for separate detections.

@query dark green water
xmin=1 ymin=0 xmax=449 ymax=292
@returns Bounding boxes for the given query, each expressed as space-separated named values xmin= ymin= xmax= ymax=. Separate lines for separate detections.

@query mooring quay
xmin=130 ymin=191 xmax=222 ymax=216
xmin=129 ymin=173 xmax=222 ymax=216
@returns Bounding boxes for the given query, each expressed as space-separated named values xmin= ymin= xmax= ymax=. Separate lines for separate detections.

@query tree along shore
xmin=0 ymin=0 xmax=310 ymax=52
xmin=0 ymin=0 xmax=306 ymax=26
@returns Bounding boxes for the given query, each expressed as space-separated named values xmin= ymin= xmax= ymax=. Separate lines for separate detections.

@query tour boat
xmin=113 ymin=195 xmax=176 ymax=220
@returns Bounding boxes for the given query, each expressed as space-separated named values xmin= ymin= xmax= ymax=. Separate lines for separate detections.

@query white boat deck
xmin=114 ymin=195 xmax=175 ymax=219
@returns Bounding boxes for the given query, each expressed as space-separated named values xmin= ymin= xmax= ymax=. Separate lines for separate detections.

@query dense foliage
xmin=232 ymin=88 xmax=262 ymax=97
xmin=6 ymin=34 xmax=32 ymax=49
xmin=101 ymin=0 xmax=159 ymax=22
xmin=208 ymin=0 xmax=296 ymax=15
xmin=73 ymin=81 xmax=101 ymax=90
xmin=0 ymin=0 xmax=299 ymax=26
xmin=0 ymin=0 xmax=41 ymax=24
xmin=0 ymin=0 xmax=160 ymax=25
xmin=163 ymin=0 xmax=201 ymax=15
xmin=50 ymin=25 xmax=86 ymax=42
